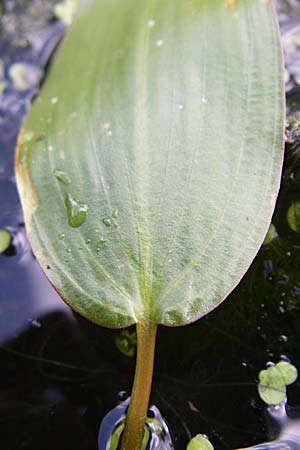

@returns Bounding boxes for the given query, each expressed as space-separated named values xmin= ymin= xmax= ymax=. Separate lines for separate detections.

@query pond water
xmin=0 ymin=1 xmax=300 ymax=449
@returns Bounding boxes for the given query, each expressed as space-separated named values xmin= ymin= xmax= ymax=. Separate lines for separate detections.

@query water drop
xmin=155 ymin=39 xmax=163 ymax=47
xmin=280 ymin=335 xmax=288 ymax=343
xmin=58 ymin=233 xmax=65 ymax=240
xmin=48 ymin=145 xmax=54 ymax=151
xmin=50 ymin=96 xmax=58 ymax=104
xmin=178 ymin=104 xmax=184 ymax=110
xmin=103 ymin=218 xmax=112 ymax=227
xmin=67 ymin=248 xmax=71 ymax=253
xmin=23 ymin=130 xmax=34 ymax=142
xmin=266 ymin=361 xmax=275 ymax=368
xmin=147 ymin=19 xmax=155 ymax=27
xmin=280 ymin=355 xmax=291 ymax=363
xmin=65 ymin=193 xmax=88 ymax=228
xmin=53 ymin=169 xmax=71 ymax=185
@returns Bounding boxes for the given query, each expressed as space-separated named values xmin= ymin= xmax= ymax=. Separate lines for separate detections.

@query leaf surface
xmin=16 ymin=0 xmax=284 ymax=328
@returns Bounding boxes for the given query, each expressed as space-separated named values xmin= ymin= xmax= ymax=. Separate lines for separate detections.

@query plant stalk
xmin=120 ymin=320 xmax=158 ymax=450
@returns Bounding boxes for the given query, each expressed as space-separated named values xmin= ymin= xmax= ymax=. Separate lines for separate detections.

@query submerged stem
xmin=120 ymin=320 xmax=158 ymax=450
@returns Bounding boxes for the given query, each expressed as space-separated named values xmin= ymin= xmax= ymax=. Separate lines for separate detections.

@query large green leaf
xmin=16 ymin=0 xmax=284 ymax=328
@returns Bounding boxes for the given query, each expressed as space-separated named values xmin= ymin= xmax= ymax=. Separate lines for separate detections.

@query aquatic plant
xmin=15 ymin=0 xmax=284 ymax=448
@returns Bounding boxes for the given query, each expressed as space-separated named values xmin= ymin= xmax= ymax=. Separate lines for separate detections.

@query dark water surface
xmin=0 ymin=1 xmax=300 ymax=449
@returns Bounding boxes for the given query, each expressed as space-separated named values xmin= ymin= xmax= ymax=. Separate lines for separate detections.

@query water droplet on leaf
xmin=147 ymin=19 xmax=155 ymax=27
xmin=65 ymin=193 xmax=88 ymax=228
xmin=53 ymin=169 xmax=71 ymax=185
xmin=156 ymin=39 xmax=163 ymax=47
xmin=103 ymin=218 xmax=112 ymax=227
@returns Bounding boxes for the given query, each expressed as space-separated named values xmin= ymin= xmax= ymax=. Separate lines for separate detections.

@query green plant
xmin=15 ymin=0 xmax=284 ymax=449
xmin=258 ymin=361 xmax=298 ymax=405
xmin=0 ymin=229 xmax=11 ymax=253
xmin=187 ymin=435 xmax=214 ymax=450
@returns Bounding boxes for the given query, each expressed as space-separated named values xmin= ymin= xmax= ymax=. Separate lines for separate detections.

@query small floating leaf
xmin=258 ymin=361 xmax=298 ymax=405
xmin=263 ymin=223 xmax=277 ymax=246
xmin=109 ymin=421 xmax=150 ymax=450
xmin=0 ymin=229 xmax=11 ymax=253
xmin=115 ymin=330 xmax=137 ymax=358
xmin=54 ymin=0 xmax=79 ymax=25
xmin=187 ymin=435 xmax=214 ymax=450
xmin=275 ymin=361 xmax=298 ymax=385
xmin=65 ymin=193 xmax=88 ymax=228
xmin=53 ymin=168 xmax=71 ymax=185
xmin=287 ymin=202 xmax=300 ymax=233
xmin=9 ymin=63 xmax=42 ymax=91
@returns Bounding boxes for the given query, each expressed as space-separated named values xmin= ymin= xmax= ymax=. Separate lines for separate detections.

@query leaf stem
xmin=120 ymin=320 xmax=158 ymax=450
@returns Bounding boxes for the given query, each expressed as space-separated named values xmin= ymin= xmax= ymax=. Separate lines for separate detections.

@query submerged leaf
xmin=16 ymin=0 xmax=284 ymax=328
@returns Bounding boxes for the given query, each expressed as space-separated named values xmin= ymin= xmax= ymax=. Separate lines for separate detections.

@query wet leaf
xmin=16 ymin=0 xmax=284 ymax=328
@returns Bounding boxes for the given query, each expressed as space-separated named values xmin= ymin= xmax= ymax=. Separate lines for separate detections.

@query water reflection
xmin=240 ymin=402 xmax=300 ymax=450
xmin=98 ymin=398 xmax=174 ymax=450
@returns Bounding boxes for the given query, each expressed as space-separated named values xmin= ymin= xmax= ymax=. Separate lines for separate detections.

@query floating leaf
xmin=0 ymin=229 xmax=11 ymax=253
xmin=15 ymin=1 xmax=284 ymax=448
xmin=287 ymin=202 xmax=300 ymax=233
xmin=187 ymin=435 xmax=214 ymax=450
xmin=258 ymin=361 xmax=298 ymax=405
xmin=263 ymin=223 xmax=277 ymax=246
xmin=109 ymin=421 xmax=150 ymax=450
xmin=115 ymin=330 xmax=137 ymax=358
xmin=16 ymin=0 xmax=284 ymax=329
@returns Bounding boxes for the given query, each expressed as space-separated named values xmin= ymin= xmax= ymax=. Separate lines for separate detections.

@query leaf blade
xmin=16 ymin=0 xmax=284 ymax=328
